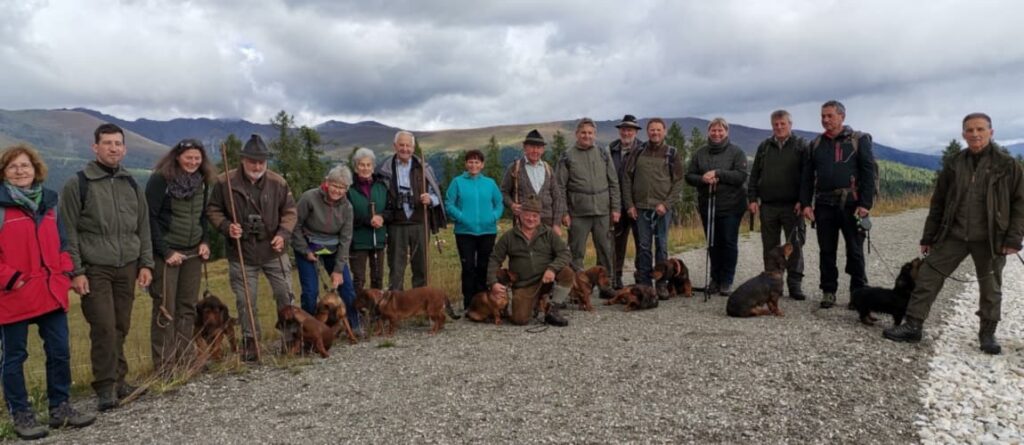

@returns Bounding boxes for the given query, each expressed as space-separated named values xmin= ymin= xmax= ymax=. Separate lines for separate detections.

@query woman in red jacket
xmin=0 ymin=145 xmax=94 ymax=440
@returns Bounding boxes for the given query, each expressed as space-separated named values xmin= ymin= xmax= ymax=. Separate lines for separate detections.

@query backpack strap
xmin=78 ymin=170 xmax=139 ymax=212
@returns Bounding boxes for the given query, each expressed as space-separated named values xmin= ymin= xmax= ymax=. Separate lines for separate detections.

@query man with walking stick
xmin=207 ymin=134 xmax=297 ymax=362
xmin=622 ymin=118 xmax=684 ymax=289
xmin=609 ymin=115 xmax=643 ymax=290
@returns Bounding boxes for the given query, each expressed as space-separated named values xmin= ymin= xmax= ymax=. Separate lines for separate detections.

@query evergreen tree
xmin=545 ymin=130 xmax=568 ymax=164
xmin=483 ymin=135 xmax=504 ymax=180
xmin=664 ymin=122 xmax=692 ymax=224
xmin=688 ymin=126 xmax=706 ymax=153
xmin=269 ymin=110 xmax=329 ymax=199
xmin=939 ymin=139 xmax=962 ymax=171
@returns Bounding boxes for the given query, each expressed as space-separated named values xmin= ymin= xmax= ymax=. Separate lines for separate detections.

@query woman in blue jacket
xmin=445 ymin=149 xmax=504 ymax=310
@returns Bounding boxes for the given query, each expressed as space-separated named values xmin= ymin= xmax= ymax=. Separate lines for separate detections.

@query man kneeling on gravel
xmin=487 ymin=197 xmax=573 ymax=326
xmin=884 ymin=113 xmax=1024 ymax=354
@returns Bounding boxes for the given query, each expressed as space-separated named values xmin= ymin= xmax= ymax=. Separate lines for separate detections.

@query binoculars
xmin=245 ymin=214 xmax=267 ymax=241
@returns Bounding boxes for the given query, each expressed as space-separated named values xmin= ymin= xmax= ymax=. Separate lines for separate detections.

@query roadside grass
xmin=0 ymin=193 xmax=929 ymax=437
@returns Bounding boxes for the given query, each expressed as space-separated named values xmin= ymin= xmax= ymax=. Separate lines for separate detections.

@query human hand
xmin=165 ymin=251 xmax=186 ymax=267
xmin=370 ymin=215 xmax=384 ymax=228
xmin=72 ymin=275 xmax=90 ymax=295
xmin=228 ymin=223 xmax=243 ymax=239
xmin=541 ymin=269 xmax=556 ymax=283
xmin=655 ymin=203 xmax=667 ymax=216
xmin=331 ymin=272 xmax=343 ymax=288
xmin=271 ymin=235 xmax=285 ymax=252
xmin=802 ymin=206 xmax=815 ymax=222
xmin=748 ymin=202 xmax=759 ymax=215
xmin=137 ymin=268 xmax=153 ymax=287
xmin=199 ymin=243 xmax=210 ymax=260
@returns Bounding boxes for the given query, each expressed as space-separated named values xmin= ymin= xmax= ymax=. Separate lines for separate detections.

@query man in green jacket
xmin=487 ymin=198 xmax=572 ymax=326
xmin=557 ymin=118 xmax=620 ymax=276
xmin=884 ymin=113 xmax=1024 ymax=354
xmin=60 ymin=123 xmax=154 ymax=411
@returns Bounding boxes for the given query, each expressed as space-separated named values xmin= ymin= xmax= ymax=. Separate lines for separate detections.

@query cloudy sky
xmin=2 ymin=0 xmax=1022 ymax=152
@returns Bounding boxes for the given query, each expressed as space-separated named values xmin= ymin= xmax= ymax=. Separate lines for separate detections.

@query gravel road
xmin=37 ymin=208 xmax=978 ymax=444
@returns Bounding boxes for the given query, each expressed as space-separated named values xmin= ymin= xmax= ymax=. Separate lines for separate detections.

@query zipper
xmin=111 ymin=176 xmax=125 ymax=267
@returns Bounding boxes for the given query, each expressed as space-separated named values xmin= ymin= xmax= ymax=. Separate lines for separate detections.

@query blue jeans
xmin=295 ymin=251 xmax=359 ymax=329
xmin=699 ymin=213 xmax=742 ymax=287
xmin=634 ymin=209 xmax=671 ymax=286
xmin=1 ymin=309 xmax=71 ymax=415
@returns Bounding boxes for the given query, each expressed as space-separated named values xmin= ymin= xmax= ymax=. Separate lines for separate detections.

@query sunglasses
xmin=177 ymin=140 xmax=205 ymax=150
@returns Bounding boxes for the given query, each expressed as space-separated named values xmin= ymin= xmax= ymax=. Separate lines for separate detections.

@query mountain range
xmin=0 ymin=108 xmax=943 ymax=187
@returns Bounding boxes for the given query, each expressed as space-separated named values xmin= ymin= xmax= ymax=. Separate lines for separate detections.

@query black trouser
xmin=759 ymin=203 xmax=804 ymax=291
xmin=455 ymin=234 xmax=496 ymax=310
xmin=612 ymin=211 xmax=637 ymax=281
xmin=813 ymin=203 xmax=867 ymax=294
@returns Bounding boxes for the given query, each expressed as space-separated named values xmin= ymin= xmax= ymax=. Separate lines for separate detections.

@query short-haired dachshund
xmin=467 ymin=269 xmax=515 ymax=325
xmin=314 ymin=290 xmax=359 ymax=344
xmin=374 ymin=286 xmax=462 ymax=336
xmin=276 ymin=305 xmax=342 ymax=358
xmin=568 ymin=266 xmax=610 ymax=312
xmin=850 ymin=258 xmax=921 ymax=326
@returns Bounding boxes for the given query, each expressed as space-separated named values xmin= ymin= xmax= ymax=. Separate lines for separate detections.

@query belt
xmin=567 ymin=187 xmax=608 ymax=195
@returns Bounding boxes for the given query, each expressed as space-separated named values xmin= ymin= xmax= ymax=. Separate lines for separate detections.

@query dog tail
xmin=445 ymin=299 xmax=462 ymax=320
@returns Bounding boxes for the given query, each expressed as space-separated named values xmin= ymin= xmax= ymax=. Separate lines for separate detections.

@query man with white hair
xmin=375 ymin=131 xmax=446 ymax=290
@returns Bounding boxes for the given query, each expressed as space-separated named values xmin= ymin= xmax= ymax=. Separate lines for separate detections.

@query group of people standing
xmin=0 ymin=102 xmax=1021 ymax=440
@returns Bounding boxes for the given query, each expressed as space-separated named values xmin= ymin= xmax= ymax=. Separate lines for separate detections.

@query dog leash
xmin=154 ymin=252 xmax=201 ymax=329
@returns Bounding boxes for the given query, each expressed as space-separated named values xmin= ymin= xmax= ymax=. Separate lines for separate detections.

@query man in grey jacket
xmin=557 ymin=118 xmax=621 ymax=276
xmin=61 ymin=123 xmax=154 ymax=411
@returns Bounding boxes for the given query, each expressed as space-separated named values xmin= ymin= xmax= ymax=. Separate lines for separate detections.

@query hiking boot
xmin=544 ymin=306 xmax=568 ymax=327
xmin=979 ymin=319 xmax=1001 ymax=355
xmin=718 ymin=283 xmax=732 ymax=296
xmin=612 ymin=276 xmax=624 ymax=291
xmin=706 ymin=281 xmax=719 ymax=295
xmin=96 ymin=389 xmax=118 ymax=412
xmin=819 ymin=292 xmax=836 ymax=309
xmin=883 ymin=317 xmax=923 ymax=343
xmin=242 ymin=337 xmax=259 ymax=362
xmin=12 ymin=410 xmax=48 ymax=440
xmin=117 ymin=383 xmax=145 ymax=401
xmin=598 ymin=286 xmax=616 ymax=300
xmin=48 ymin=401 xmax=96 ymax=429
xmin=788 ymin=286 xmax=806 ymax=301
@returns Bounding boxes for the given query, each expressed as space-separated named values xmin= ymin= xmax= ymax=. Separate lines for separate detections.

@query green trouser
xmin=387 ymin=223 xmax=427 ymax=290
xmin=150 ymin=250 xmax=202 ymax=373
xmin=509 ymin=267 xmax=576 ymax=325
xmin=907 ymin=239 xmax=1004 ymax=322
xmin=80 ymin=263 xmax=138 ymax=395
xmin=228 ymin=255 xmax=293 ymax=339
xmin=569 ymin=214 xmax=612 ymax=270
xmin=759 ymin=204 xmax=804 ymax=290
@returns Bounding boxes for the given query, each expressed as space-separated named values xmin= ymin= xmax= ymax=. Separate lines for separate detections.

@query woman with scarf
xmin=0 ymin=145 xmax=95 ymax=440
xmin=293 ymin=165 xmax=358 ymax=332
xmin=347 ymin=148 xmax=389 ymax=291
xmin=145 ymin=139 xmax=214 ymax=375
xmin=684 ymin=118 xmax=749 ymax=296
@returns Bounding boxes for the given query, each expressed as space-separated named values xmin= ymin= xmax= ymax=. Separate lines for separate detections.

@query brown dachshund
xmin=276 ymin=305 xmax=342 ymax=358
xmin=374 ymin=286 xmax=462 ymax=336
xmin=652 ymin=258 xmax=692 ymax=299
xmin=604 ymin=285 xmax=659 ymax=311
xmin=193 ymin=291 xmax=238 ymax=361
xmin=568 ymin=266 xmax=609 ymax=312
xmin=314 ymin=291 xmax=358 ymax=344
xmin=726 ymin=244 xmax=793 ymax=317
xmin=467 ymin=269 xmax=516 ymax=325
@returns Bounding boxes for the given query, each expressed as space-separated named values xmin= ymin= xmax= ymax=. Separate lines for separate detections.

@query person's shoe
xmin=544 ymin=306 xmax=568 ymax=327
xmin=979 ymin=319 xmax=1002 ymax=355
xmin=788 ymin=287 xmax=806 ymax=301
xmin=12 ymin=410 xmax=48 ymax=440
xmin=718 ymin=283 xmax=732 ymax=296
xmin=96 ymin=389 xmax=118 ymax=412
xmin=883 ymin=317 xmax=923 ymax=343
xmin=612 ymin=276 xmax=624 ymax=291
xmin=598 ymin=286 xmax=616 ymax=300
xmin=819 ymin=292 xmax=836 ymax=309
xmin=48 ymin=401 xmax=96 ymax=429
xmin=705 ymin=281 xmax=719 ymax=295
xmin=117 ymin=383 xmax=145 ymax=401
xmin=242 ymin=337 xmax=259 ymax=362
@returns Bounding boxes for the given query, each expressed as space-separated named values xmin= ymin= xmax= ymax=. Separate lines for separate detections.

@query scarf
xmin=708 ymin=137 xmax=731 ymax=155
xmin=355 ymin=175 xmax=373 ymax=198
xmin=167 ymin=172 xmax=204 ymax=199
xmin=3 ymin=181 xmax=42 ymax=213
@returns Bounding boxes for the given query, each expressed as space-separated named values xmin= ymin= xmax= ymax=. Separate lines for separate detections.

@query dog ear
xmin=194 ymin=302 xmax=206 ymax=328
xmin=220 ymin=305 xmax=230 ymax=323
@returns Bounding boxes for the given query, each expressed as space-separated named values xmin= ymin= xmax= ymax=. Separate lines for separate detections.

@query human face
xmin=771 ymin=118 xmax=792 ymax=140
xmin=3 ymin=153 xmax=35 ymax=188
xmin=355 ymin=157 xmax=375 ymax=179
xmin=92 ymin=132 xmax=126 ymax=168
xmin=821 ymin=106 xmax=845 ymax=136
xmin=646 ymin=123 xmax=665 ymax=145
xmin=707 ymin=124 xmax=728 ymax=144
xmin=465 ymin=158 xmax=483 ymax=176
xmin=523 ymin=143 xmax=545 ymax=163
xmin=394 ymin=134 xmax=414 ymax=162
xmin=242 ymin=157 xmax=267 ymax=181
xmin=962 ymin=117 xmax=993 ymax=152
xmin=519 ymin=210 xmax=541 ymax=230
xmin=618 ymin=127 xmax=637 ymax=145
xmin=325 ymin=181 xmax=347 ymax=202
xmin=177 ymin=148 xmax=203 ymax=174
xmin=575 ymin=124 xmax=596 ymax=148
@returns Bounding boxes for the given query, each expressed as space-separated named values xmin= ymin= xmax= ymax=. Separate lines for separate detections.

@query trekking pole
xmin=704 ymin=183 xmax=717 ymax=302
xmin=369 ymin=201 xmax=380 ymax=285
xmin=219 ymin=143 xmax=261 ymax=363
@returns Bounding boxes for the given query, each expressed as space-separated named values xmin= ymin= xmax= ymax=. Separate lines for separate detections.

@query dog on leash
xmin=276 ymin=305 xmax=343 ymax=358
xmin=850 ymin=258 xmax=921 ymax=326
xmin=193 ymin=291 xmax=237 ymax=360
xmin=652 ymin=258 xmax=692 ymax=299
xmin=604 ymin=285 xmax=659 ymax=311
xmin=374 ymin=286 xmax=462 ymax=336
xmin=726 ymin=244 xmax=793 ymax=317
xmin=314 ymin=291 xmax=359 ymax=344
xmin=568 ymin=266 xmax=610 ymax=312
xmin=466 ymin=269 xmax=515 ymax=325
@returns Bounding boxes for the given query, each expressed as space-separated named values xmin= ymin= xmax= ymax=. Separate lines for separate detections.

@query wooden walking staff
xmin=419 ymin=155 xmax=433 ymax=285
xmin=220 ymin=143 xmax=261 ymax=363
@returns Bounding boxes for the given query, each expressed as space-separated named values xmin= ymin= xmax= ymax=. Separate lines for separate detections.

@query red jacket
xmin=0 ymin=188 xmax=73 ymax=325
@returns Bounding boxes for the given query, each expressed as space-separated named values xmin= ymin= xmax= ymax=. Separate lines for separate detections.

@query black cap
xmin=523 ymin=129 xmax=546 ymax=146
xmin=615 ymin=114 xmax=642 ymax=130
xmin=240 ymin=134 xmax=270 ymax=160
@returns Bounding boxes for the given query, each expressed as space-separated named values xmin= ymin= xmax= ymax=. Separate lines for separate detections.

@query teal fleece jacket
xmin=445 ymin=172 xmax=503 ymax=236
